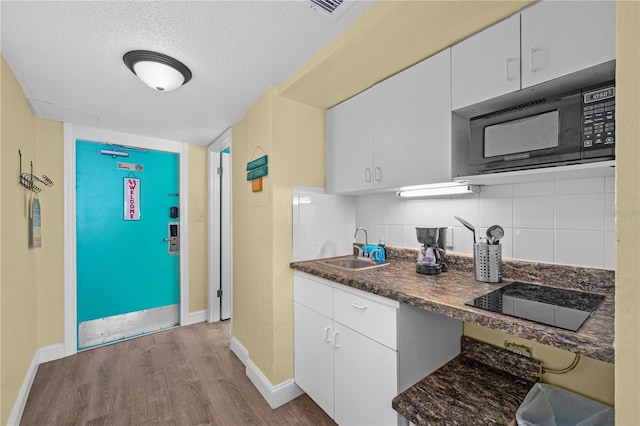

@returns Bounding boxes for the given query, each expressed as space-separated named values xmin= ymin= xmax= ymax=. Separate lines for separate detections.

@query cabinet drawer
xmin=294 ymin=273 xmax=333 ymax=318
xmin=333 ymin=288 xmax=397 ymax=350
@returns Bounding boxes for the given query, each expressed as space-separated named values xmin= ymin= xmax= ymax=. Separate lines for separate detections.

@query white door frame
xmin=207 ymin=128 xmax=232 ymax=323
xmin=63 ymin=123 xmax=191 ymax=356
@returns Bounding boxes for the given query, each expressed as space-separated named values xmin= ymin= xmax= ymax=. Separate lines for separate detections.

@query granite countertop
xmin=393 ymin=336 xmax=541 ymax=425
xmin=290 ymin=247 xmax=614 ymax=363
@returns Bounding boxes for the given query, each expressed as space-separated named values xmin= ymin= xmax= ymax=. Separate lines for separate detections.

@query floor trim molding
xmin=230 ymin=335 xmax=303 ymax=409
xmin=184 ymin=309 xmax=207 ymax=326
xmin=7 ymin=343 xmax=68 ymax=425
xmin=38 ymin=343 xmax=66 ymax=364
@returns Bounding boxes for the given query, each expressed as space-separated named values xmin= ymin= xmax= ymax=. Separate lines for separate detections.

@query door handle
xmin=365 ymin=168 xmax=372 ymax=183
xmin=324 ymin=326 xmax=331 ymax=343
xmin=332 ymin=331 xmax=340 ymax=349
xmin=374 ymin=166 xmax=382 ymax=182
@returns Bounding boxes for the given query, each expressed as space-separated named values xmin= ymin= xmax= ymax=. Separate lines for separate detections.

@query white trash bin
xmin=516 ymin=383 xmax=614 ymax=426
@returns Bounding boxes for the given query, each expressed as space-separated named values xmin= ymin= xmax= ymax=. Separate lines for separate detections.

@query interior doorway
xmin=208 ymin=129 xmax=232 ymax=323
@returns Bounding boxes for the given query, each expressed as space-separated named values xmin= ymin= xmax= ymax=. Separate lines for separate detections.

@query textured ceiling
xmin=0 ymin=0 xmax=374 ymax=145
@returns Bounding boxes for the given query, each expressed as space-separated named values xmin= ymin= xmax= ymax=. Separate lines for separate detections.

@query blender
xmin=416 ymin=227 xmax=448 ymax=275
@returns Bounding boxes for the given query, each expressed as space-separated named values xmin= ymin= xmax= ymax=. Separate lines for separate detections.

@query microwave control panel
xmin=582 ymin=85 xmax=615 ymax=158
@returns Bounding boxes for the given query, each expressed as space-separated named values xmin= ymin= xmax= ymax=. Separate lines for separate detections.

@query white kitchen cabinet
xmin=326 ymin=49 xmax=452 ymax=194
xmin=333 ymin=322 xmax=398 ymax=426
xmin=293 ymin=271 xmax=462 ymax=425
xmin=451 ymin=1 xmax=616 ymax=110
xmin=326 ymin=90 xmax=373 ymax=193
xmin=293 ymin=303 xmax=334 ymax=417
xmin=521 ymin=0 xmax=616 ymax=89
xmin=373 ymin=49 xmax=451 ymax=188
xmin=451 ymin=14 xmax=521 ymax=110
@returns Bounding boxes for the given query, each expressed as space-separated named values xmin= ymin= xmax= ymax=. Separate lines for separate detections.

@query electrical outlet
xmin=505 ymin=341 xmax=533 ymax=358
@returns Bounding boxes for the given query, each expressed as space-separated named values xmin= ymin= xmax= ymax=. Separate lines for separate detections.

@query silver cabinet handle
xmin=374 ymin=166 xmax=382 ymax=182
xmin=332 ymin=331 xmax=340 ymax=349
xmin=324 ymin=326 xmax=331 ymax=343
xmin=365 ymin=168 xmax=372 ymax=183
xmin=351 ymin=302 xmax=368 ymax=310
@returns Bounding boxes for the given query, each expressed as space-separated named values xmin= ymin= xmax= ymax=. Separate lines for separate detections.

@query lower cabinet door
xmin=333 ymin=323 xmax=398 ymax=426
xmin=294 ymin=302 xmax=334 ymax=417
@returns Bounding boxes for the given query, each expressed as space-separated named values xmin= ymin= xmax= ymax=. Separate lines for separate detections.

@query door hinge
xmin=217 ymin=289 xmax=223 ymax=297
xmin=217 ymin=167 xmax=223 ymax=175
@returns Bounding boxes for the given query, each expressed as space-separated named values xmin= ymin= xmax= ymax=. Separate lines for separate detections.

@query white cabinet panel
xmin=451 ymin=14 xmax=521 ymax=110
xmin=293 ymin=273 xmax=333 ymax=317
xmin=521 ymin=0 xmax=615 ymax=88
xmin=326 ymin=90 xmax=374 ymax=193
xmin=293 ymin=302 xmax=334 ymax=417
xmin=333 ymin=323 xmax=398 ymax=426
xmin=373 ymin=49 xmax=452 ymax=188
xmin=326 ymin=50 xmax=452 ymax=194
xmin=333 ymin=286 xmax=398 ymax=350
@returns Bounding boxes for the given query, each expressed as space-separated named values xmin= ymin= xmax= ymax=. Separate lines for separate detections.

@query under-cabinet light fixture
xmin=123 ymin=50 xmax=192 ymax=92
xmin=397 ymin=183 xmax=479 ymax=198
xmin=99 ymin=149 xmax=129 ymax=158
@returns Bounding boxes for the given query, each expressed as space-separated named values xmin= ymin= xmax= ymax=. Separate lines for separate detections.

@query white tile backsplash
xmin=555 ymin=230 xmax=605 ymax=268
xmin=514 ymin=196 xmax=554 ymax=229
xmin=479 ymin=197 xmax=513 ymax=228
xmin=555 ymin=194 xmax=605 ymax=230
xmin=554 ymin=177 xmax=604 ymax=195
xmin=514 ymin=229 xmax=554 ymax=263
xmin=352 ymin=176 xmax=615 ymax=270
xmin=292 ymin=189 xmax=356 ymax=261
xmin=293 ymin=176 xmax=614 ymax=269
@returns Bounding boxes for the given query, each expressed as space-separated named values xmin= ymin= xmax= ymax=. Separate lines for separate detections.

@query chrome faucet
xmin=353 ymin=226 xmax=370 ymax=260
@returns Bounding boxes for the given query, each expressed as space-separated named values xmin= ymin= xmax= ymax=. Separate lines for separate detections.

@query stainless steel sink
xmin=318 ymin=257 xmax=389 ymax=271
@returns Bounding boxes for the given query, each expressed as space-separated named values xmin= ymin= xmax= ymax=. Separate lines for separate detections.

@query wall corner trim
xmin=230 ymin=335 xmax=303 ymax=409
xmin=7 ymin=343 xmax=65 ymax=426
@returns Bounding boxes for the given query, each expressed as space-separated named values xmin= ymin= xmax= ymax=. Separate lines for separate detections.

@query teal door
xmin=76 ymin=140 xmax=180 ymax=349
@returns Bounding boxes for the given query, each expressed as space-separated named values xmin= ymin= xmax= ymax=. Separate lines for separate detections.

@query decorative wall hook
xmin=18 ymin=150 xmax=53 ymax=193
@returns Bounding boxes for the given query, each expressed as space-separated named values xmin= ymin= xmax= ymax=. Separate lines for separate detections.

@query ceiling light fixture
xmin=123 ymin=50 xmax=192 ymax=92
xmin=397 ymin=183 xmax=480 ymax=198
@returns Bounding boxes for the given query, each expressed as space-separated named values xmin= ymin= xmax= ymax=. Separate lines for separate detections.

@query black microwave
xmin=468 ymin=82 xmax=615 ymax=174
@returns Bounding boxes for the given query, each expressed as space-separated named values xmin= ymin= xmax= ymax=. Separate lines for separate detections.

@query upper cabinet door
xmin=326 ymin=90 xmax=374 ymax=193
xmin=451 ymin=14 xmax=521 ymax=110
xmin=521 ymin=0 xmax=616 ymax=89
xmin=373 ymin=49 xmax=452 ymax=189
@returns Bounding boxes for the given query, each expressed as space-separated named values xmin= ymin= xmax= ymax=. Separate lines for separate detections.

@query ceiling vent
xmin=307 ymin=0 xmax=353 ymax=19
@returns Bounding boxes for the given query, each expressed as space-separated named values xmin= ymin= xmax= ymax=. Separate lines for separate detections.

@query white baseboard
xmin=231 ymin=335 xmax=303 ymax=409
xmin=39 ymin=343 xmax=66 ymax=364
xmin=230 ymin=335 xmax=249 ymax=365
xmin=184 ymin=309 xmax=207 ymax=326
xmin=7 ymin=349 xmax=39 ymax=426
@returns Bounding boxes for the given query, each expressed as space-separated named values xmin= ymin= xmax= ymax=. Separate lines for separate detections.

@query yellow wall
xmin=188 ymin=144 xmax=208 ymax=312
xmin=1 ymin=56 xmax=65 ymax=422
xmin=232 ymin=88 xmax=324 ymax=384
xmin=1 ymin=55 xmax=41 ymax=423
xmin=615 ymin=1 xmax=640 ymax=423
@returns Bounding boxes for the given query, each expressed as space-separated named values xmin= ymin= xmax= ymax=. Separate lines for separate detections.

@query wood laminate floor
xmin=21 ymin=321 xmax=335 ymax=426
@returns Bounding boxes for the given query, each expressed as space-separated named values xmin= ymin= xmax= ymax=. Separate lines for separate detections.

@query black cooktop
xmin=465 ymin=281 xmax=605 ymax=331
